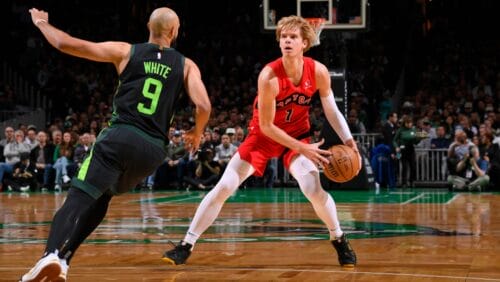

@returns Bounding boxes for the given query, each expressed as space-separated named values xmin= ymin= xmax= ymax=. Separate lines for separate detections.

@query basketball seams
xmin=333 ymin=148 xmax=348 ymax=181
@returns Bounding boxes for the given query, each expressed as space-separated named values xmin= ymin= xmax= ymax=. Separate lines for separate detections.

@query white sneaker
xmin=54 ymin=185 xmax=62 ymax=192
xmin=62 ymin=175 xmax=71 ymax=184
xmin=20 ymin=253 xmax=67 ymax=282
xmin=20 ymin=185 xmax=30 ymax=192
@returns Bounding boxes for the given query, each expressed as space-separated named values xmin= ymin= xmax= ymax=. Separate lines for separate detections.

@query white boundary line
xmin=400 ymin=192 xmax=426 ymax=205
xmin=445 ymin=193 xmax=460 ymax=205
xmin=4 ymin=266 xmax=500 ymax=281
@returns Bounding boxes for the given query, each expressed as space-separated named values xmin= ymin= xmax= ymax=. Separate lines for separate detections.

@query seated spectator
xmin=30 ymin=130 xmax=55 ymax=190
xmin=4 ymin=152 xmax=37 ymax=192
xmin=225 ymin=127 xmax=236 ymax=145
xmin=53 ymin=131 xmax=76 ymax=191
xmin=24 ymin=125 xmax=39 ymax=149
xmin=162 ymin=130 xmax=187 ymax=188
xmin=431 ymin=125 xmax=452 ymax=149
xmin=0 ymin=130 xmax=31 ymax=191
xmin=447 ymin=133 xmax=489 ymax=191
xmin=347 ymin=109 xmax=367 ymax=134
xmin=233 ymin=127 xmax=246 ymax=147
xmin=483 ymin=132 xmax=500 ymax=190
xmin=183 ymin=148 xmax=221 ymax=190
xmin=214 ymin=133 xmax=238 ymax=172
xmin=0 ymin=126 xmax=15 ymax=163
xmin=68 ymin=132 xmax=92 ymax=177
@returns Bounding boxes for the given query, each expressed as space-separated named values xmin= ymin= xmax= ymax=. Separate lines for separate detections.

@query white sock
xmin=183 ymin=231 xmax=199 ymax=246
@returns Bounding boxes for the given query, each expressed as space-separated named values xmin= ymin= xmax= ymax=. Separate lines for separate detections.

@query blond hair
xmin=275 ymin=16 xmax=317 ymax=52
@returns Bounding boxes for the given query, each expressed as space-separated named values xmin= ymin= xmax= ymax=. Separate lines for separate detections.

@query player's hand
xmin=344 ymin=138 xmax=362 ymax=173
xmin=298 ymin=139 xmax=332 ymax=165
xmin=29 ymin=8 xmax=49 ymax=26
xmin=183 ymin=128 xmax=202 ymax=154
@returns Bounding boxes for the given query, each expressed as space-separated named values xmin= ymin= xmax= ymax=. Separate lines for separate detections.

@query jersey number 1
xmin=138 ymin=78 xmax=162 ymax=115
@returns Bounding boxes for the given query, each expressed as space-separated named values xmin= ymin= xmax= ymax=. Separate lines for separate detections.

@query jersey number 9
xmin=137 ymin=77 xmax=162 ymax=115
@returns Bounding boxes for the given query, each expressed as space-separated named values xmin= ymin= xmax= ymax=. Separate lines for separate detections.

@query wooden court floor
xmin=2 ymin=188 xmax=500 ymax=281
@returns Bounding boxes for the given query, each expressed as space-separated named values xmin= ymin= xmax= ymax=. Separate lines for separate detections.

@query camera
xmin=468 ymin=146 xmax=475 ymax=158
xmin=197 ymin=148 xmax=213 ymax=162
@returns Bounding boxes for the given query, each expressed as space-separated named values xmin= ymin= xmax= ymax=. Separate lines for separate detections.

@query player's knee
xmin=298 ymin=173 xmax=327 ymax=202
xmin=212 ymin=175 xmax=239 ymax=201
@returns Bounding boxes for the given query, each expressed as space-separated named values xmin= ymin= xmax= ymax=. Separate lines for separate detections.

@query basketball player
xmin=21 ymin=7 xmax=211 ymax=282
xmin=163 ymin=16 xmax=360 ymax=268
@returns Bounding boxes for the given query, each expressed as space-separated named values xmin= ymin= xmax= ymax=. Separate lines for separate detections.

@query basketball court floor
xmin=2 ymin=187 xmax=500 ymax=281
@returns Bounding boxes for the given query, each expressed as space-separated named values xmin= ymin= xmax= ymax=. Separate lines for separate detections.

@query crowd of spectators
xmin=1 ymin=1 xmax=500 ymax=192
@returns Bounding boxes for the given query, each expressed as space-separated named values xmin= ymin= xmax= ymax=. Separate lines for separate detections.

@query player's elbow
xmin=259 ymin=122 xmax=274 ymax=137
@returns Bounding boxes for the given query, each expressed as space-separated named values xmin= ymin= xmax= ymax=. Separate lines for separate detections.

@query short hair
xmin=275 ymin=16 xmax=316 ymax=52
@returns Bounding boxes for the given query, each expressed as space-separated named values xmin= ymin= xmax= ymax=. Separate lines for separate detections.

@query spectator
xmin=415 ymin=117 xmax=435 ymax=150
xmin=214 ymin=134 xmax=237 ymax=172
xmin=183 ymin=148 xmax=221 ymax=190
xmin=431 ymin=125 xmax=452 ymax=149
xmin=0 ymin=130 xmax=31 ymax=191
xmin=30 ymin=130 xmax=55 ymax=190
xmin=347 ymin=109 xmax=366 ymax=134
xmin=53 ymin=131 xmax=76 ymax=191
xmin=483 ymin=132 xmax=500 ymax=190
xmin=370 ymin=138 xmax=396 ymax=189
xmin=68 ymin=132 xmax=92 ymax=177
xmin=225 ymin=127 xmax=236 ymax=145
xmin=382 ymin=112 xmax=398 ymax=149
xmin=393 ymin=115 xmax=422 ymax=187
xmin=311 ymin=123 xmax=322 ymax=144
xmin=164 ymin=130 xmax=187 ymax=187
xmin=0 ymin=126 xmax=15 ymax=162
xmin=24 ymin=125 xmax=39 ymax=149
xmin=232 ymin=127 xmax=246 ymax=147
xmin=447 ymin=142 xmax=489 ymax=192
xmin=4 ymin=152 xmax=37 ymax=192
xmin=51 ymin=129 xmax=62 ymax=147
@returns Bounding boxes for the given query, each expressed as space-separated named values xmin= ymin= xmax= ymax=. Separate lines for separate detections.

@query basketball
xmin=322 ymin=145 xmax=361 ymax=183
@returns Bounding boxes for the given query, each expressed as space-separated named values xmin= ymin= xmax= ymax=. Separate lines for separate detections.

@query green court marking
xmin=138 ymin=188 xmax=456 ymax=204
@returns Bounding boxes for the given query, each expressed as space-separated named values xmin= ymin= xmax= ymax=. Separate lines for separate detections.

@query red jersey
xmin=248 ymin=57 xmax=316 ymax=138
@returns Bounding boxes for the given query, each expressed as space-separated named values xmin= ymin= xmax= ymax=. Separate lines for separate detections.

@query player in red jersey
xmin=163 ymin=15 xmax=361 ymax=267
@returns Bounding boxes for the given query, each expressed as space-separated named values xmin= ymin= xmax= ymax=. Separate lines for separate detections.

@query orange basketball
xmin=322 ymin=145 xmax=361 ymax=183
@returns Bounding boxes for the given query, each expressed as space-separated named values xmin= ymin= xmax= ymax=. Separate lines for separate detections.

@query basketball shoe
xmin=20 ymin=252 xmax=68 ymax=282
xmin=331 ymin=233 xmax=357 ymax=268
xmin=162 ymin=240 xmax=192 ymax=265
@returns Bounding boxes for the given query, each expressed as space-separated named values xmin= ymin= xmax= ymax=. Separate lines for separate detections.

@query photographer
xmin=447 ymin=131 xmax=489 ymax=191
xmin=183 ymin=148 xmax=221 ymax=190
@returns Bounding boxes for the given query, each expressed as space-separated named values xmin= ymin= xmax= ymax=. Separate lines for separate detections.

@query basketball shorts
xmin=71 ymin=124 xmax=167 ymax=199
xmin=237 ymin=131 xmax=310 ymax=176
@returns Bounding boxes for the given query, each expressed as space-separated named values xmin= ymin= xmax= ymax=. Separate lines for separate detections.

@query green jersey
xmin=109 ymin=43 xmax=185 ymax=142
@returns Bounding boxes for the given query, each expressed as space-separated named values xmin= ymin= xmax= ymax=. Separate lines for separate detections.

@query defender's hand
xmin=29 ymin=8 xmax=49 ymax=26
xmin=184 ymin=128 xmax=202 ymax=154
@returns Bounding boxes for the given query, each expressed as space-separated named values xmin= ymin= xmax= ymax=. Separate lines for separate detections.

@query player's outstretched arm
xmin=183 ymin=58 xmax=211 ymax=154
xmin=29 ymin=8 xmax=130 ymax=72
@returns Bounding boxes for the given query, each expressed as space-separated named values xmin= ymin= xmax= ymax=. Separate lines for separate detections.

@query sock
xmin=183 ymin=231 xmax=199 ymax=246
